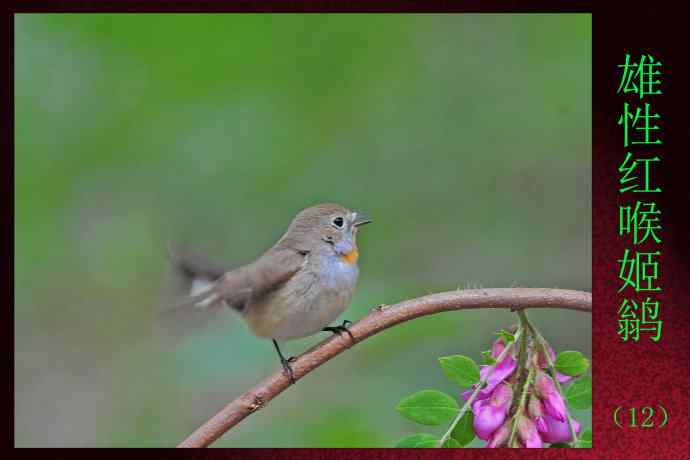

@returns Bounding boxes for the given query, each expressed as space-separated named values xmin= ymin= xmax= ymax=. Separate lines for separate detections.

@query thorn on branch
xmin=247 ymin=395 xmax=264 ymax=412
xmin=372 ymin=303 xmax=389 ymax=312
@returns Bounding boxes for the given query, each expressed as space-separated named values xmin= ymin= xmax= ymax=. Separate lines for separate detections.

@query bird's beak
xmin=353 ymin=211 xmax=372 ymax=227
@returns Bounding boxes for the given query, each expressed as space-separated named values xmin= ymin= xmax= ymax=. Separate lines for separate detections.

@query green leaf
xmin=395 ymin=390 xmax=460 ymax=425
xmin=481 ymin=350 xmax=497 ymax=365
xmin=450 ymin=411 xmax=475 ymax=446
xmin=549 ymin=442 xmax=571 ymax=448
xmin=442 ymin=438 xmax=461 ymax=448
xmin=577 ymin=428 xmax=592 ymax=448
xmin=555 ymin=351 xmax=590 ymax=376
xmin=394 ymin=433 xmax=439 ymax=448
xmin=565 ymin=376 xmax=592 ymax=410
xmin=495 ymin=329 xmax=515 ymax=343
xmin=438 ymin=355 xmax=480 ymax=388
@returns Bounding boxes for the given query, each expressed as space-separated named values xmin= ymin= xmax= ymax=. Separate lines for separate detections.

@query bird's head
xmin=282 ymin=203 xmax=371 ymax=263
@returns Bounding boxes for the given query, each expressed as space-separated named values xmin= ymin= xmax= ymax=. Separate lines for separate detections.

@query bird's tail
xmin=159 ymin=243 xmax=227 ymax=320
xmin=164 ymin=282 xmax=222 ymax=316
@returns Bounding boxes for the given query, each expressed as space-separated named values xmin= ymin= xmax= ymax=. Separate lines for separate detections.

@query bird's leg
xmin=272 ymin=339 xmax=296 ymax=384
xmin=322 ymin=319 xmax=356 ymax=344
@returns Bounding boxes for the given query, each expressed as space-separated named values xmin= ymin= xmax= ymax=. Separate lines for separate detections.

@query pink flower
xmin=486 ymin=419 xmax=511 ymax=448
xmin=517 ymin=416 xmax=543 ymax=448
xmin=472 ymin=382 xmax=513 ymax=440
xmin=527 ymin=395 xmax=547 ymax=432
xmin=462 ymin=339 xmax=517 ymax=401
xmin=542 ymin=392 xmax=567 ymax=423
xmin=534 ymin=371 xmax=567 ymax=422
xmin=539 ymin=414 xmax=582 ymax=444
xmin=472 ymin=400 xmax=503 ymax=440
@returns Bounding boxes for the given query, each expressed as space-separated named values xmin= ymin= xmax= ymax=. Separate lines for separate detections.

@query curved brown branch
xmin=177 ymin=288 xmax=591 ymax=448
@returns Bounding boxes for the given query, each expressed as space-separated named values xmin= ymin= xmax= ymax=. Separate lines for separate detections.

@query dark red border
xmin=591 ymin=7 xmax=690 ymax=460
xmin=5 ymin=5 xmax=16 ymax=452
xmin=10 ymin=1 xmax=592 ymax=13
xmin=7 ymin=2 xmax=690 ymax=458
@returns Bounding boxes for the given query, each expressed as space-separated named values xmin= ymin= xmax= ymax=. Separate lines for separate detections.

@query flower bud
xmin=528 ymin=394 xmax=543 ymax=417
xmin=534 ymin=371 xmax=567 ymax=422
xmin=528 ymin=395 xmax=547 ymax=432
xmin=542 ymin=390 xmax=567 ymax=423
xmin=517 ymin=415 xmax=543 ymax=448
xmin=534 ymin=370 xmax=555 ymax=397
xmin=540 ymin=414 xmax=582 ymax=444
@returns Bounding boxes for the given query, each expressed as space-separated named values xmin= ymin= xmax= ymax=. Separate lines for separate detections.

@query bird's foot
xmin=273 ymin=339 xmax=297 ymax=384
xmin=322 ymin=320 xmax=356 ymax=345
xmin=280 ymin=356 xmax=297 ymax=384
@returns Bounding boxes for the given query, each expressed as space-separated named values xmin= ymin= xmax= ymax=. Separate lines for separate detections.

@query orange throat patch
xmin=340 ymin=248 xmax=359 ymax=264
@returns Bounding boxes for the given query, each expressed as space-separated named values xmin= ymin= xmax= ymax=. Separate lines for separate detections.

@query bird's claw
xmin=280 ymin=356 xmax=297 ymax=384
xmin=322 ymin=320 xmax=356 ymax=345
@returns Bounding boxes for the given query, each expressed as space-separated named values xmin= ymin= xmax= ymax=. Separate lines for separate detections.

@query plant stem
xmin=506 ymin=311 xmax=533 ymax=447
xmin=517 ymin=310 xmax=579 ymax=446
xmin=508 ymin=366 xmax=534 ymax=447
xmin=436 ymin=327 xmax=523 ymax=447
xmin=509 ymin=319 xmax=529 ymax=416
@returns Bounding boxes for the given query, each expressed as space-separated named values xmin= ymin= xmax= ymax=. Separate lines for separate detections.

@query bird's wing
xmin=214 ymin=247 xmax=306 ymax=312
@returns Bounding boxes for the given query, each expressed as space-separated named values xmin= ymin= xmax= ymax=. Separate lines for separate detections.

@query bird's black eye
xmin=332 ymin=216 xmax=344 ymax=228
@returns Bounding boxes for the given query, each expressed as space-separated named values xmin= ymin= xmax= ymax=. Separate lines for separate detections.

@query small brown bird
xmin=168 ymin=203 xmax=371 ymax=381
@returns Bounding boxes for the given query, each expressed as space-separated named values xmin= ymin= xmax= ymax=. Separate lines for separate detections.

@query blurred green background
xmin=14 ymin=14 xmax=591 ymax=447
